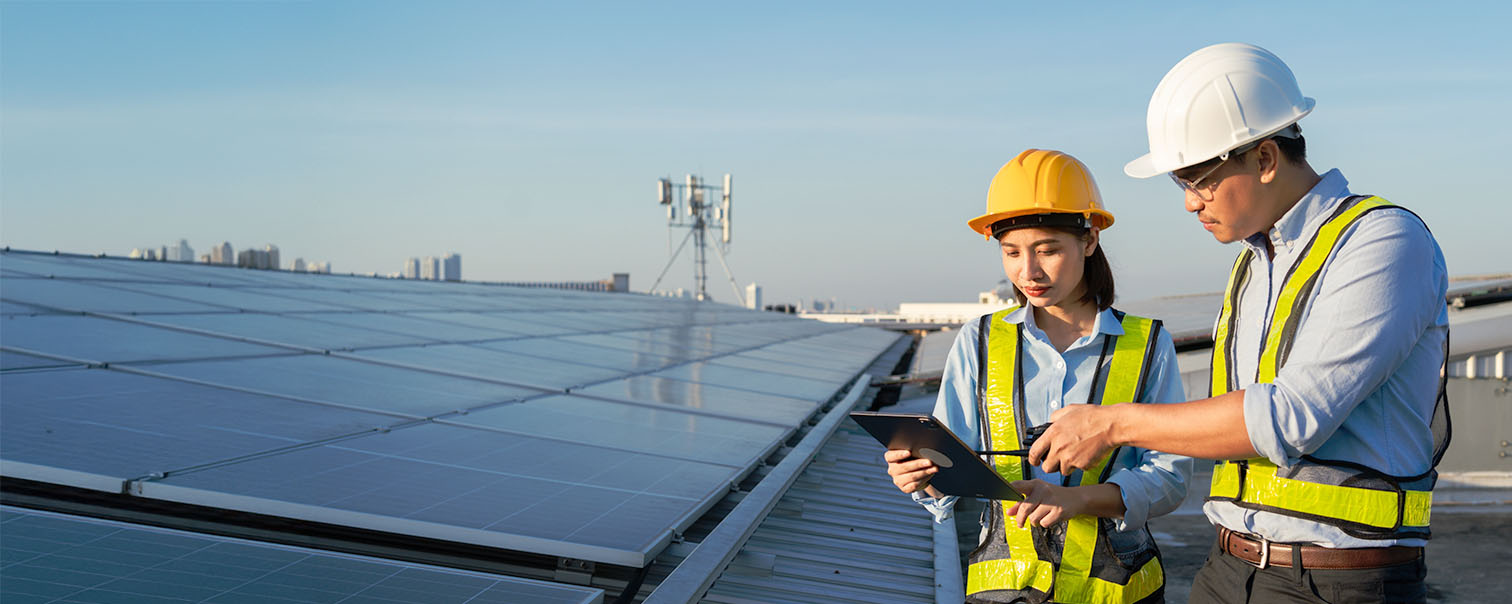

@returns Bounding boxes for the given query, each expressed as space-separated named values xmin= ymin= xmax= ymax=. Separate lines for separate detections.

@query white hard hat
xmin=1125 ymin=43 xmax=1314 ymax=179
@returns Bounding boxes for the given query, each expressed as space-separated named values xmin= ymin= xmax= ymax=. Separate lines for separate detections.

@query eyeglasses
xmin=1168 ymin=141 xmax=1260 ymax=201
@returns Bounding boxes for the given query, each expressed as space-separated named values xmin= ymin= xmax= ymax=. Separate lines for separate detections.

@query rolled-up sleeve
xmin=1106 ymin=329 xmax=1193 ymax=531
xmin=1242 ymin=212 xmax=1444 ymax=467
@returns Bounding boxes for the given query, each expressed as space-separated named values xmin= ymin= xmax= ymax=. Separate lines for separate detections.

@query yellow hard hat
xmin=967 ymin=149 xmax=1114 ymax=239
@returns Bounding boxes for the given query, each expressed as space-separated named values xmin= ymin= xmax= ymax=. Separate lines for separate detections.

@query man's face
xmin=1172 ymin=151 xmax=1266 ymax=244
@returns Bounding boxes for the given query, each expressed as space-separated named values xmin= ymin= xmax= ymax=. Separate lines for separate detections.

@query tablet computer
xmin=849 ymin=411 xmax=1023 ymax=501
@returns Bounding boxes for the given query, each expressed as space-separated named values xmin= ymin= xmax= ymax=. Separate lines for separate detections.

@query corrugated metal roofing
xmin=691 ymin=418 xmax=940 ymax=604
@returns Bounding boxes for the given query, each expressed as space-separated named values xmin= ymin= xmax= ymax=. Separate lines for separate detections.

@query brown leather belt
xmin=1217 ymin=527 xmax=1422 ymax=570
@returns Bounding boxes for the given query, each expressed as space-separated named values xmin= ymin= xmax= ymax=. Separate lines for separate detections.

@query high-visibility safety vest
xmin=966 ymin=307 xmax=1166 ymax=604
xmin=1207 ymin=195 xmax=1449 ymax=541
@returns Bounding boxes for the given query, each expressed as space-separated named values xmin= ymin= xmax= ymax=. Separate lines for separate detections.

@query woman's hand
xmin=885 ymin=449 xmax=942 ymax=498
xmin=1007 ymin=479 xmax=1087 ymax=528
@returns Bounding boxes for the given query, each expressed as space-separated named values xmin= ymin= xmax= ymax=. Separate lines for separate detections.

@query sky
xmin=2 ymin=1 xmax=1508 ymax=311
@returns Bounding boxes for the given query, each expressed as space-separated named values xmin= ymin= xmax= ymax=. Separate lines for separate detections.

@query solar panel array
xmin=0 ymin=251 xmax=901 ymax=572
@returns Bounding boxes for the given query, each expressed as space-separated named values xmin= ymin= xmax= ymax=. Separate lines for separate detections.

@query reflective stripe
xmin=1089 ymin=558 xmax=1164 ymax=604
xmin=1210 ymin=251 xmax=1251 ymax=398
xmin=967 ymin=554 xmax=1056 ymax=595
xmin=1259 ymin=196 xmax=1393 ymax=382
xmin=1210 ymin=459 xmax=1433 ymax=529
xmin=969 ymin=310 xmax=1165 ymax=602
xmin=982 ymin=308 xmax=1026 ymax=483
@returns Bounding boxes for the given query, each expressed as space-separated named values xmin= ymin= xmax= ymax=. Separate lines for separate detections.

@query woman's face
xmin=997 ymin=226 xmax=1097 ymax=310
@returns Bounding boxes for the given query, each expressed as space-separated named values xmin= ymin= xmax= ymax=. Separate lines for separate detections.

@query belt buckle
xmin=1245 ymin=535 xmax=1271 ymax=570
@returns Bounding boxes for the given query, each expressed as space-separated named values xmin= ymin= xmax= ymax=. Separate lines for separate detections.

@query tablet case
xmin=849 ymin=411 xmax=1023 ymax=501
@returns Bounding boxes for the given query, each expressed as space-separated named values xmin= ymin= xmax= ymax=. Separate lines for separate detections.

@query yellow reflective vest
xmin=1207 ymin=195 xmax=1447 ymax=541
xmin=966 ymin=307 xmax=1165 ymax=604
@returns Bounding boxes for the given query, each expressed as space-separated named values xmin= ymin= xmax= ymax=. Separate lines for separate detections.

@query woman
xmin=886 ymin=149 xmax=1191 ymax=604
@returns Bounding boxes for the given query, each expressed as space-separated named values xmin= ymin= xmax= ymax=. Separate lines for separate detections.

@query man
xmin=1027 ymin=43 xmax=1449 ymax=603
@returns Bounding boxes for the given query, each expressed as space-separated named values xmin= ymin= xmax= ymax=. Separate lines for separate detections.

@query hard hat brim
xmin=1123 ymin=154 xmax=1162 ymax=179
xmin=967 ymin=208 xmax=1114 ymax=239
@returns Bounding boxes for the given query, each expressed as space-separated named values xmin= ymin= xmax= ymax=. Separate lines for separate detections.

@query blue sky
xmin=3 ymin=1 xmax=1507 ymax=310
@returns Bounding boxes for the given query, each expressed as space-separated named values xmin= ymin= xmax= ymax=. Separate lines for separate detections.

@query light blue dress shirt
xmin=1206 ymin=169 xmax=1449 ymax=548
xmin=914 ymin=306 xmax=1192 ymax=535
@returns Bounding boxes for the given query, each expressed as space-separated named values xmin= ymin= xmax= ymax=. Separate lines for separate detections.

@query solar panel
xmin=0 ymin=314 xmax=286 ymax=363
xmin=0 ymin=507 xmax=603 ymax=604
xmin=138 ymin=422 xmax=741 ymax=565
xmin=437 ymin=394 xmax=787 ymax=467
xmin=131 ymin=312 xmax=433 ymax=351
xmin=0 ymin=250 xmax=901 ymax=573
xmin=1 ymin=277 xmax=228 ymax=314
xmin=1 ymin=369 xmax=406 ymax=486
xmin=573 ymin=376 xmax=819 ymax=425
xmin=348 ymin=344 xmax=626 ymax=391
xmin=132 ymin=354 xmax=544 ymax=417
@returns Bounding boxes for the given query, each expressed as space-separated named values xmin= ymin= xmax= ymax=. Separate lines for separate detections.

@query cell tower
xmin=650 ymin=173 xmax=743 ymax=304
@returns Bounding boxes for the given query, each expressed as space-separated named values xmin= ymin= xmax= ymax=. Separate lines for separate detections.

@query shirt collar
xmin=1000 ymin=305 xmax=1124 ymax=336
xmin=1243 ymin=168 xmax=1351 ymax=254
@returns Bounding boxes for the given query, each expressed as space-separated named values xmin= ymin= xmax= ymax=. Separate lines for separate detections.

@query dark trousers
xmin=1189 ymin=534 xmax=1427 ymax=603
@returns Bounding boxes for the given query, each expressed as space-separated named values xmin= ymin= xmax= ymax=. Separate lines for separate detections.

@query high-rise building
xmin=175 ymin=239 xmax=193 ymax=262
xmin=404 ymin=257 xmax=421 ymax=279
xmin=213 ymin=242 xmax=234 ymax=265
xmin=291 ymin=258 xmax=307 ymax=272
xmin=745 ymin=283 xmax=762 ymax=310
xmin=421 ymin=256 xmax=440 ymax=280
xmin=442 ymin=253 xmax=462 ymax=282
xmin=237 ymin=247 xmax=277 ymax=270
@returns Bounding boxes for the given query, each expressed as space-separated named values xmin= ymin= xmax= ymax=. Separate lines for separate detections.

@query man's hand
xmin=1028 ymin=404 xmax=1121 ymax=474
xmin=885 ymin=449 xmax=942 ymax=498
xmin=1007 ymin=479 xmax=1086 ymax=527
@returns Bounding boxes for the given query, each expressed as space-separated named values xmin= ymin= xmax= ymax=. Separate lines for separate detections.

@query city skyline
xmin=3 ymin=3 xmax=1508 ymax=309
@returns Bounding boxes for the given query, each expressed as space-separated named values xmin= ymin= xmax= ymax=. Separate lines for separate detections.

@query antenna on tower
xmin=649 ymin=173 xmax=744 ymax=304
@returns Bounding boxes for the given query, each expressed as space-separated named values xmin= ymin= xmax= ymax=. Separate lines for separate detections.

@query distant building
xmin=442 ymin=254 xmax=462 ymax=282
xmin=745 ymin=283 xmax=762 ymax=310
xmin=404 ymin=257 xmax=421 ymax=279
xmin=421 ymin=256 xmax=439 ymax=280
xmin=198 ymin=253 xmax=212 ymax=264
xmin=291 ymin=258 xmax=307 ymax=272
xmin=128 ymin=248 xmax=158 ymax=260
xmin=212 ymin=242 xmax=234 ymax=265
xmin=236 ymin=246 xmax=280 ymax=270
xmin=167 ymin=239 xmax=193 ymax=262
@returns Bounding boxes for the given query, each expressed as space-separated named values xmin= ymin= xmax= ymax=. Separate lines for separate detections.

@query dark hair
xmin=1273 ymin=124 xmax=1307 ymax=164
xmin=999 ymin=224 xmax=1116 ymax=311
